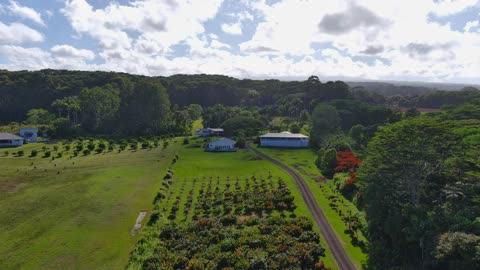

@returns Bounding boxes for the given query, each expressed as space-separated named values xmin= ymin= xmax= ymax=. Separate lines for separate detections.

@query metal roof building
xmin=260 ymin=131 xmax=309 ymax=148
xmin=0 ymin=133 xmax=24 ymax=148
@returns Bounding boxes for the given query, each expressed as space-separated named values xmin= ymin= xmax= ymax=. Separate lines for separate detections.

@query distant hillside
xmin=347 ymin=81 xmax=479 ymax=96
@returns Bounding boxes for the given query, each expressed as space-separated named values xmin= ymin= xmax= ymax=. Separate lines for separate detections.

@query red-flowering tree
xmin=335 ymin=151 xmax=362 ymax=173
xmin=334 ymin=151 xmax=362 ymax=194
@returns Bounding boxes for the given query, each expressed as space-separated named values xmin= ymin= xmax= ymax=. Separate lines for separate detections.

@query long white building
xmin=260 ymin=131 xmax=309 ymax=148
xmin=205 ymin=137 xmax=238 ymax=152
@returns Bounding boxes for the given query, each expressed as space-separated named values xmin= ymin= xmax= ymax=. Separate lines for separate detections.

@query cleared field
xmin=251 ymin=145 xmax=368 ymax=269
xmin=0 ymin=140 xmax=180 ymax=270
xmin=130 ymin=136 xmax=340 ymax=269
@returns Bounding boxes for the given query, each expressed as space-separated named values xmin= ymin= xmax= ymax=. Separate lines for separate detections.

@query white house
xmin=195 ymin=128 xmax=224 ymax=137
xmin=0 ymin=133 xmax=24 ymax=147
xmin=19 ymin=128 xmax=38 ymax=142
xmin=260 ymin=131 xmax=309 ymax=148
xmin=205 ymin=137 xmax=238 ymax=152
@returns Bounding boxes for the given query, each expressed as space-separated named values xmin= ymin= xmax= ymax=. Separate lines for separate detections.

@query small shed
xmin=20 ymin=128 xmax=38 ymax=142
xmin=0 ymin=133 xmax=24 ymax=147
xmin=205 ymin=137 xmax=238 ymax=152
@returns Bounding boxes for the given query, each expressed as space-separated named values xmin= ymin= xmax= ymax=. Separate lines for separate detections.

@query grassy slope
xmin=252 ymin=145 xmax=368 ymax=269
xmin=161 ymin=137 xmax=340 ymax=269
xmin=0 ymin=141 xmax=180 ymax=270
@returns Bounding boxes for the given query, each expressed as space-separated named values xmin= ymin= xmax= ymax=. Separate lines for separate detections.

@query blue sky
xmin=0 ymin=0 xmax=479 ymax=83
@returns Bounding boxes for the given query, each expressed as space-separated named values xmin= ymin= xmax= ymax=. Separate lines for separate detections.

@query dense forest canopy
xmin=357 ymin=100 xmax=480 ymax=269
xmin=2 ymin=70 xmax=478 ymax=131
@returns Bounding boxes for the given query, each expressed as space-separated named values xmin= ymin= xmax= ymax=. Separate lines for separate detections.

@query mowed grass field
xmin=251 ymin=145 xmax=368 ymax=269
xmin=0 ymin=140 xmax=180 ymax=270
xmin=154 ymin=137 xmax=340 ymax=269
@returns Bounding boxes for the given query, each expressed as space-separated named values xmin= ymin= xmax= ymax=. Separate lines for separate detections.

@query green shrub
xmin=83 ymin=149 xmax=91 ymax=156
xmin=130 ymin=142 xmax=138 ymax=150
xmin=17 ymin=150 xmax=24 ymax=157
xmin=75 ymin=144 xmax=83 ymax=152
xmin=87 ymin=143 xmax=95 ymax=151
xmin=30 ymin=150 xmax=38 ymax=157
xmin=98 ymin=141 xmax=106 ymax=150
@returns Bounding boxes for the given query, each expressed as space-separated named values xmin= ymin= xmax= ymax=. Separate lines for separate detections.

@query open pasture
xmin=0 ymin=139 xmax=180 ymax=270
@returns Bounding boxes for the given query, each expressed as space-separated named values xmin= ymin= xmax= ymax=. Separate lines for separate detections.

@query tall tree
xmin=119 ymin=81 xmax=170 ymax=135
xmin=25 ymin=109 xmax=55 ymax=125
xmin=79 ymin=85 xmax=120 ymax=131
xmin=310 ymin=104 xmax=340 ymax=147
xmin=358 ymin=116 xmax=479 ymax=269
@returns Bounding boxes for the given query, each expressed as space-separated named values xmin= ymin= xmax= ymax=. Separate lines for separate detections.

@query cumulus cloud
xmin=210 ymin=39 xmax=231 ymax=50
xmin=2 ymin=0 xmax=480 ymax=83
xmin=61 ymin=0 xmax=223 ymax=59
xmin=240 ymin=44 xmax=278 ymax=53
xmin=0 ymin=45 xmax=51 ymax=69
xmin=403 ymin=42 xmax=456 ymax=61
xmin=221 ymin=22 xmax=243 ymax=35
xmin=360 ymin=45 xmax=385 ymax=55
xmin=464 ymin=20 xmax=479 ymax=32
xmin=7 ymin=1 xmax=44 ymax=26
xmin=431 ymin=0 xmax=480 ymax=16
xmin=0 ymin=22 xmax=44 ymax=43
xmin=228 ymin=11 xmax=254 ymax=21
xmin=318 ymin=3 xmax=390 ymax=34
xmin=51 ymin=45 xmax=95 ymax=60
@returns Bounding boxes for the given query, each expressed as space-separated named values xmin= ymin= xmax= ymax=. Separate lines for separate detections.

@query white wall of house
xmin=20 ymin=128 xmax=38 ymax=142
xmin=0 ymin=139 xmax=24 ymax=147
xmin=260 ymin=137 xmax=309 ymax=147
xmin=206 ymin=138 xmax=237 ymax=152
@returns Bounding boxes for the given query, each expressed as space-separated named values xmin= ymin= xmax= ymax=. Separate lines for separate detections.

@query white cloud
xmin=0 ymin=45 xmax=52 ymax=69
xmin=210 ymin=39 xmax=231 ymax=49
xmin=464 ymin=20 xmax=479 ymax=32
xmin=1 ymin=0 xmax=480 ymax=84
xmin=7 ymin=0 xmax=45 ymax=26
xmin=236 ymin=0 xmax=480 ymax=82
xmin=228 ymin=11 xmax=254 ymax=21
xmin=0 ymin=22 xmax=44 ymax=43
xmin=45 ymin=10 xmax=54 ymax=18
xmin=221 ymin=22 xmax=243 ymax=35
xmin=431 ymin=0 xmax=479 ymax=16
xmin=61 ymin=0 xmax=223 ymax=59
xmin=51 ymin=45 xmax=95 ymax=60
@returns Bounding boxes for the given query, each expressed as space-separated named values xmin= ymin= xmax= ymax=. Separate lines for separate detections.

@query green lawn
xmin=153 ymin=137 xmax=340 ymax=269
xmin=0 ymin=140 xmax=180 ymax=270
xmin=252 ymin=145 xmax=368 ymax=269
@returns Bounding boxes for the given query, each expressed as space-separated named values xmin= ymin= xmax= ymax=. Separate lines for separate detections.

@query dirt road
xmin=248 ymin=145 xmax=357 ymax=270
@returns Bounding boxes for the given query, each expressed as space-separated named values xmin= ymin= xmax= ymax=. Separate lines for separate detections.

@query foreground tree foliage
xmin=128 ymin=177 xmax=329 ymax=270
xmin=358 ymin=103 xmax=480 ymax=269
